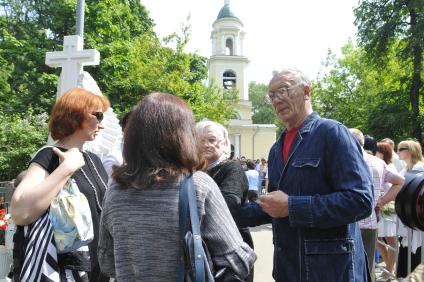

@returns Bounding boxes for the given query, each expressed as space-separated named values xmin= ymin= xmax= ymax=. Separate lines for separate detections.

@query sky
xmin=141 ymin=0 xmax=360 ymax=84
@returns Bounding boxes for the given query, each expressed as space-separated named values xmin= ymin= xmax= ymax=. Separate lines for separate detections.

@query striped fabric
xmin=20 ymin=212 xmax=60 ymax=282
xmin=18 ymin=212 xmax=89 ymax=282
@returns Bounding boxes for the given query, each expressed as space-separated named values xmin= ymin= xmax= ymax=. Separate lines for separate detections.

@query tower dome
xmin=216 ymin=2 xmax=239 ymax=21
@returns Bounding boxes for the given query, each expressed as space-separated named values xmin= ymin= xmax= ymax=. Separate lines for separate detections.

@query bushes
xmin=0 ymin=111 xmax=48 ymax=181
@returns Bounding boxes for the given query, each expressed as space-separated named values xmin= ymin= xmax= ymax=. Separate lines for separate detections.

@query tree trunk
xmin=409 ymin=7 xmax=423 ymax=144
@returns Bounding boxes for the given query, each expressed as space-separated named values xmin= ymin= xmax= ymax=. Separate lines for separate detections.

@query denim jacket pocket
xmin=304 ymin=239 xmax=354 ymax=282
xmin=292 ymin=158 xmax=320 ymax=168
xmin=290 ymin=158 xmax=321 ymax=195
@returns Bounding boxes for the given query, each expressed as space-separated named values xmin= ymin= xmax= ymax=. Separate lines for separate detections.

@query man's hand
xmin=258 ymin=190 xmax=289 ymax=218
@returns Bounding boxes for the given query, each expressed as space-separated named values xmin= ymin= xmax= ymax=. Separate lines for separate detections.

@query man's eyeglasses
xmin=398 ymin=147 xmax=409 ymax=152
xmin=268 ymin=84 xmax=302 ymax=101
xmin=91 ymin=112 xmax=104 ymax=122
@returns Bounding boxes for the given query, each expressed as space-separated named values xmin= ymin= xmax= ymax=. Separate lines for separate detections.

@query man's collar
xmin=276 ymin=112 xmax=319 ymax=144
xmin=298 ymin=112 xmax=319 ymax=134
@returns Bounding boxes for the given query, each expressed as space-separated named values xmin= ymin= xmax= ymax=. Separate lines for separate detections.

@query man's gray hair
xmin=272 ymin=68 xmax=311 ymax=87
xmin=349 ymin=128 xmax=364 ymax=147
xmin=196 ymin=120 xmax=231 ymax=158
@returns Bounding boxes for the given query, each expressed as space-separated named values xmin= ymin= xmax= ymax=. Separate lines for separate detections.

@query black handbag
xmin=178 ymin=175 xmax=215 ymax=282
xmin=178 ymin=175 xmax=246 ymax=282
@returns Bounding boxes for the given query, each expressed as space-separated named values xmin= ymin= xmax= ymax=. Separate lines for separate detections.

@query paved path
xmin=251 ymin=224 xmax=274 ymax=282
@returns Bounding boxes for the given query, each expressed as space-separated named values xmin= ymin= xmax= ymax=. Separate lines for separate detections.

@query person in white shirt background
xmin=245 ymin=160 xmax=260 ymax=202
xmin=102 ymin=109 xmax=134 ymax=181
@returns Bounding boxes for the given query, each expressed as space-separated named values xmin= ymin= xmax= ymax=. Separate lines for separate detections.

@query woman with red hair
xmin=11 ymin=88 xmax=110 ymax=281
xmin=375 ymin=141 xmax=398 ymax=280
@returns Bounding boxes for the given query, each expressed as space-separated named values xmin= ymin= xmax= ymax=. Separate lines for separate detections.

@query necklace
xmin=79 ymin=152 xmax=108 ymax=211
xmin=54 ymin=141 xmax=67 ymax=148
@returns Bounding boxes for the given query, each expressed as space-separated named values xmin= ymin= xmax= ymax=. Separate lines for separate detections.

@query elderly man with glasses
xmin=240 ymin=68 xmax=374 ymax=282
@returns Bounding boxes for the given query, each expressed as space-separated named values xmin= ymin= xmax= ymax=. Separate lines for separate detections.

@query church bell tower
xmin=207 ymin=0 xmax=277 ymax=159
xmin=208 ymin=0 xmax=249 ymax=102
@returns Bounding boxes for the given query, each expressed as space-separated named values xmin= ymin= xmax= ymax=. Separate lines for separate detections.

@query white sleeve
xmin=102 ymin=143 xmax=123 ymax=178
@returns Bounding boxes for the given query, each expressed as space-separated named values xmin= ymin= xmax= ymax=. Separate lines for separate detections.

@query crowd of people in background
xmin=8 ymin=67 xmax=424 ymax=282
xmin=232 ymin=157 xmax=268 ymax=203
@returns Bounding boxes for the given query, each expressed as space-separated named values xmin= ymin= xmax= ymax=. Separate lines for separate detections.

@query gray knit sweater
xmin=98 ymin=171 xmax=256 ymax=281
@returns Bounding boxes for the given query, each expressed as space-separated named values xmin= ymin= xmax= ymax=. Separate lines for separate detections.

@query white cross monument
xmin=45 ymin=35 xmax=100 ymax=97
xmin=44 ymin=35 xmax=121 ymax=157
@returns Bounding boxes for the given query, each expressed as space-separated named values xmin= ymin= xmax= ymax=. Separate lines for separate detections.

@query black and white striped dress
xmin=16 ymin=211 xmax=89 ymax=282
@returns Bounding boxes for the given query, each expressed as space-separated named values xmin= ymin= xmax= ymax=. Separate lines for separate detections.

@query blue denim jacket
xmin=243 ymin=112 xmax=373 ymax=281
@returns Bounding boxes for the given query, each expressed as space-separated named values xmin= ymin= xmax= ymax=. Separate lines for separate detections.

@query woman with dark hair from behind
xmin=98 ymin=93 xmax=256 ymax=281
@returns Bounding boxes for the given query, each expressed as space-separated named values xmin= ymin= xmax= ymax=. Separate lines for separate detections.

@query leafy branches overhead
xmin=127 ymin=32 xmax=236 ymax=123
xmin=0 ymin=0 xmax=236 ymax=180
xmin=0 ymin=0 xmax=234 ymax=121
xmin=355 ymin=1 xmax=407 ymax=60
xmin=0 ymin=110 xmax=48 ymax=180
xmin=313 ymin=40 xmax=414 ymax=143
xmin=249 ymin=82 xmax=275 ymax=124
xmin=354 ymin=0 xmax=424 ymax=142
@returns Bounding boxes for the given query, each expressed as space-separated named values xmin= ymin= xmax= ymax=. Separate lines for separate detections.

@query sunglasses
xmin=398 ymin=147 xmax=409 ymax=152
xmin=91 ymin=112 xmax=104 ymax=122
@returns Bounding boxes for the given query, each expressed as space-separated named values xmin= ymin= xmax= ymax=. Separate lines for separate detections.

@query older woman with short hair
xmin=196 ymin=120 xmax=255 ymax=282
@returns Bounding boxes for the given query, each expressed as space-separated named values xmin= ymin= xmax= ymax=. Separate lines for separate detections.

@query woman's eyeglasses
xmin=398 ymin=147 xmax=409 ymax=152
xmin=91 ymin=112 xmax=104 ymax=122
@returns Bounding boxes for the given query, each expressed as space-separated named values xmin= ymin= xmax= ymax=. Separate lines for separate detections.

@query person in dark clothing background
xmin=196 ymin=120 xmax=254 ymax=282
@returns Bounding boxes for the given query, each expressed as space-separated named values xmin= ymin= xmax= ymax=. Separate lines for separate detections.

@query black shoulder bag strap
xmin=178 ymin=174 xmax=206 ymax=282
xmin=178 ymin=176 xmax=189 ymax=282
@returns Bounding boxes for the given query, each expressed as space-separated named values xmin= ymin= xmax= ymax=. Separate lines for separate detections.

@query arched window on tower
xmin=225 ymin=38 xmax=233 ymax=55
xmin=223 ymin=70 xmax=236 ymax=89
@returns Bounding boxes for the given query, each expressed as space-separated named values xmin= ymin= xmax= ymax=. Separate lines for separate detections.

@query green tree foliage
xmin=0 ymin=0 xmax=155 ymax=115
xmin=249 ymin=82 xmax=274 ymax=124
xmin=354 ymin=0 xmax=424 ymax=142
xmin=313 ymin=41 xmax=413 ymax=143
xmin=0 ymin=0 xmax=60 ymax=114
xmin=0 ymin=54 xmax=12 ymax=106
xmin=0 ymin=0 xmax=236 ymax=180
xmin=0 ymin=0 xmax=234 ymax=119
xmin=0 ymin=110 xmax=48 ymax=180
xmin=126 ymin=30 xmax=235 ymax=123
xmin=248 ymin=81 xmax=285 ymax=135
